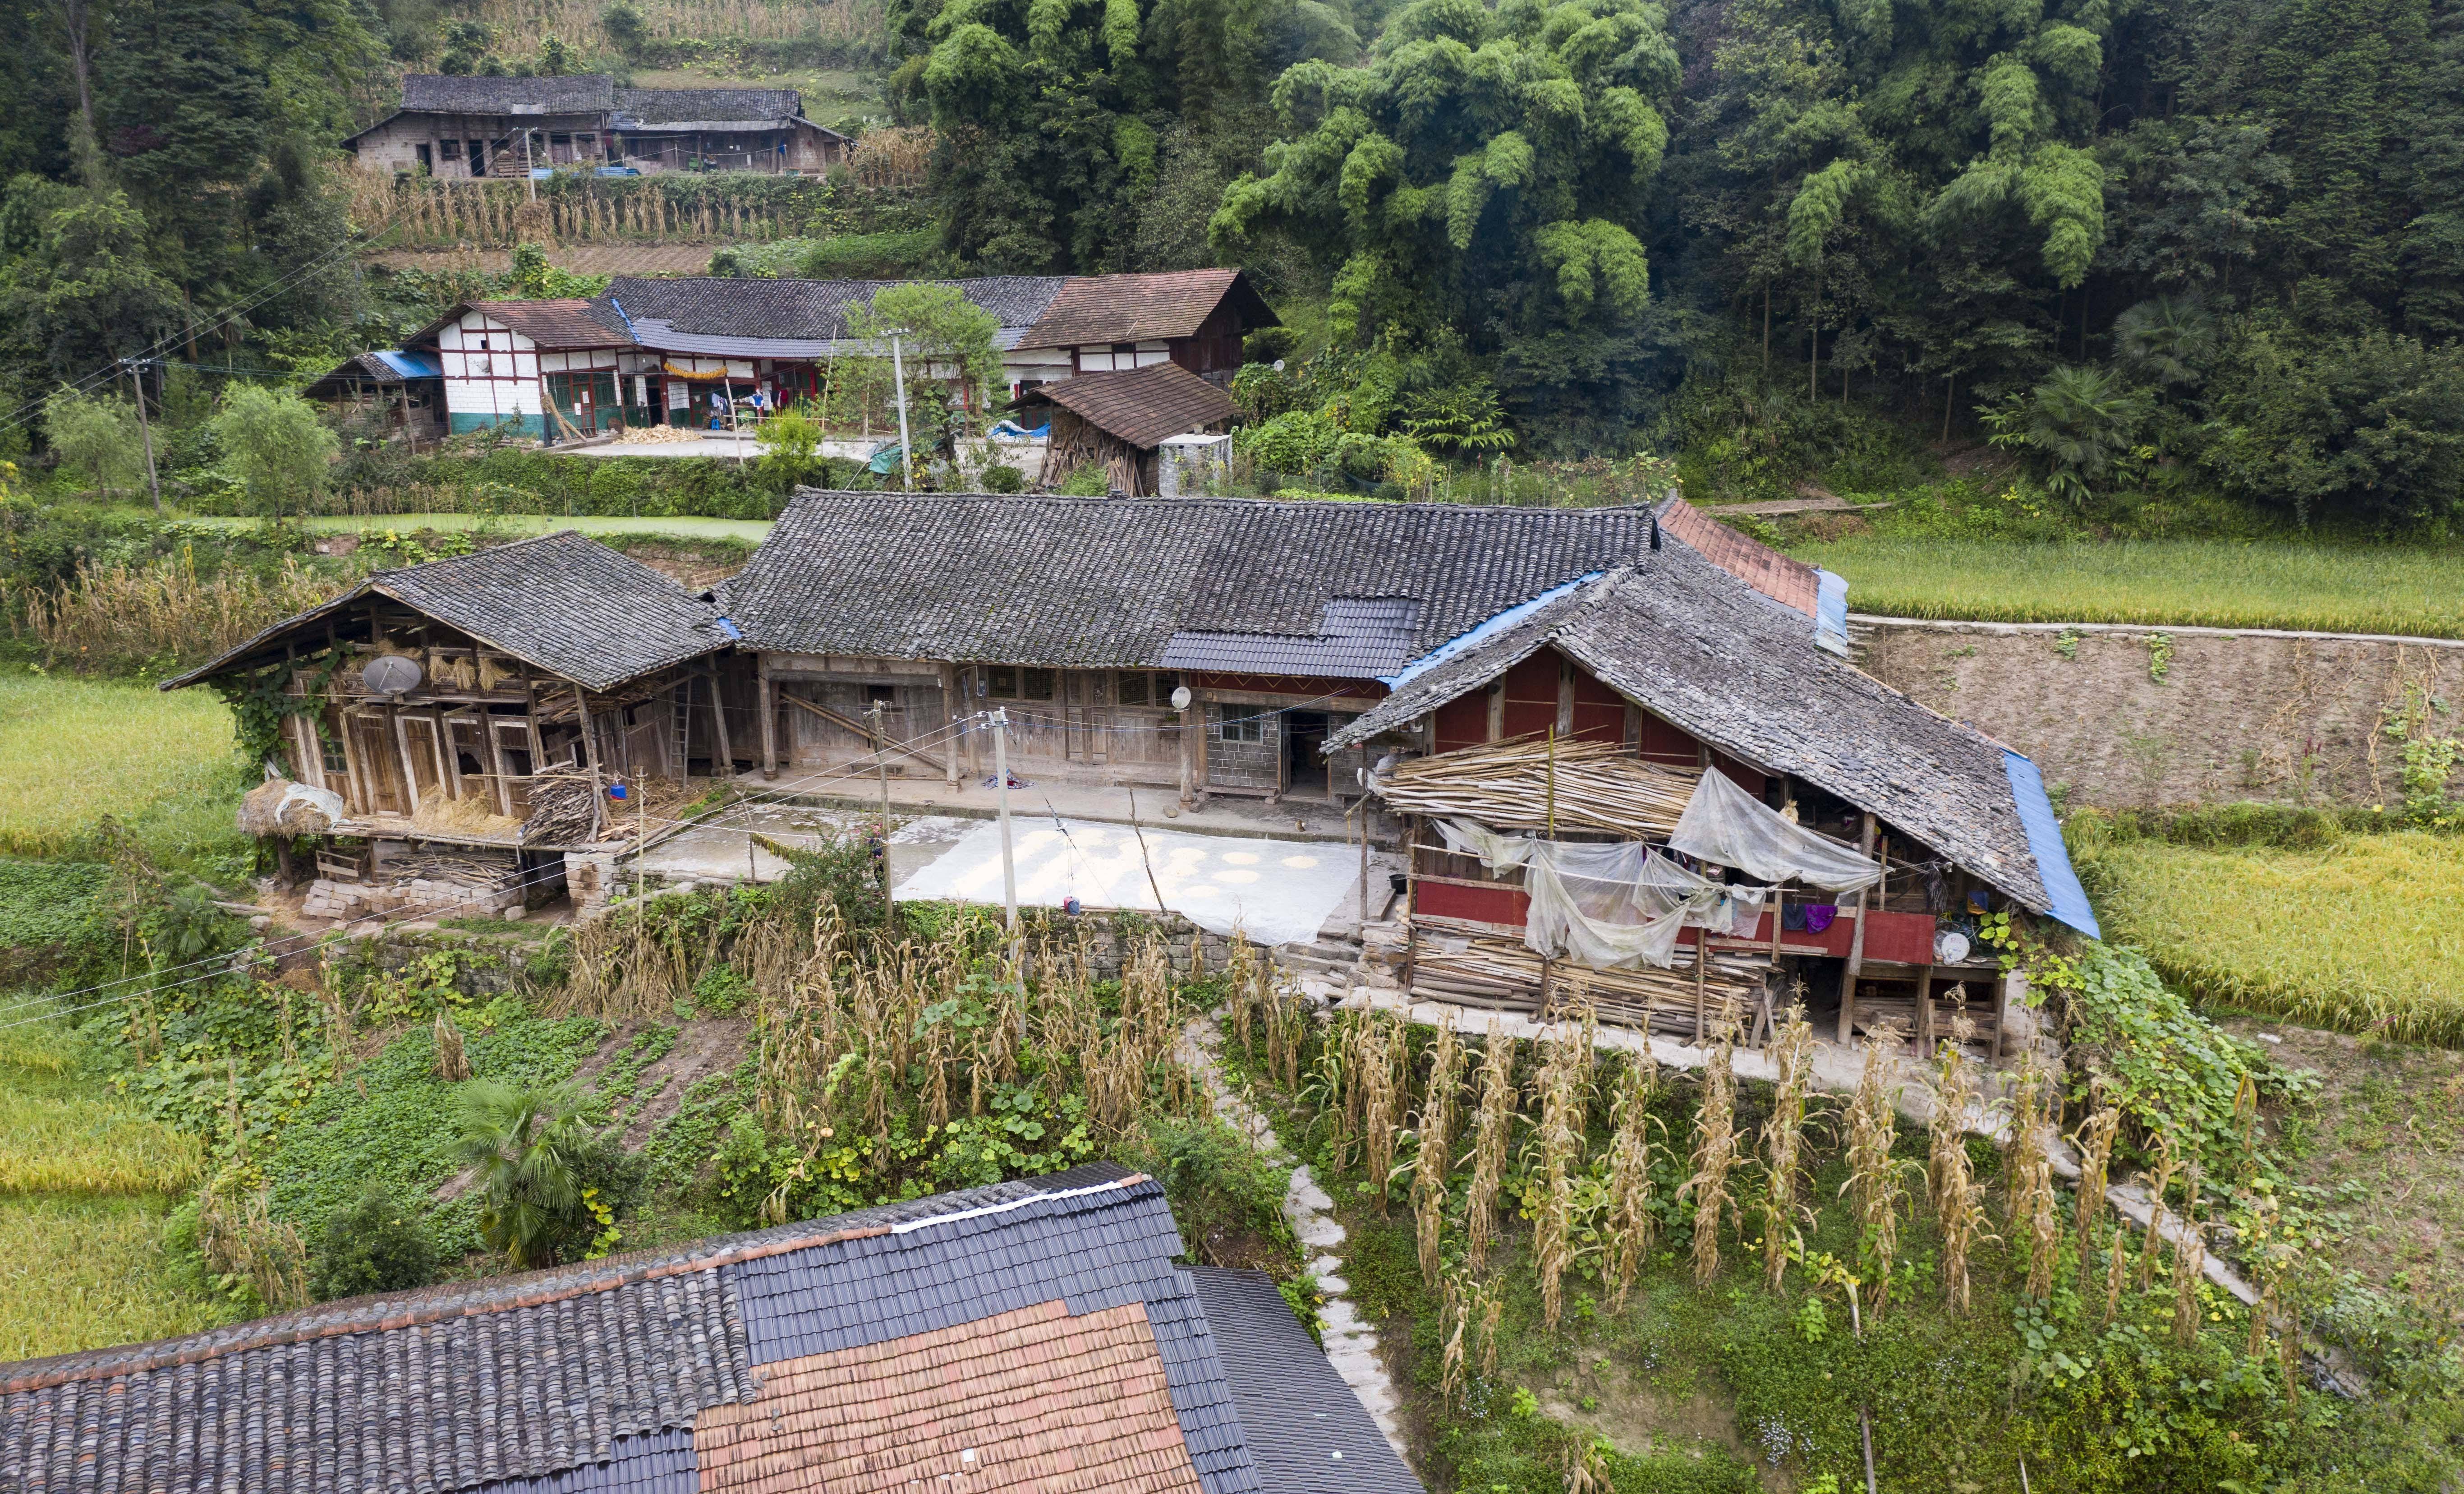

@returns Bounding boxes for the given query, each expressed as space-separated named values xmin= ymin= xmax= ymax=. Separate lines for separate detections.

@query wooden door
xmin=349 ymin=714 xmax=409 ymax=816
xmin=491 ymin=719 xmax=534 ymax=817
xmin=1063 ymin=673 xmax=1109 ymax=765
xmin=400 ymin=715 xmax=444 ymax=811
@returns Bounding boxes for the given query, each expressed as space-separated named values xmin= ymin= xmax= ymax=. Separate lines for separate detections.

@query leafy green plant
xmin=451 ymin=1079 xmax=623 ymax=1268
xmin=1981 ymin=366 xmax=2151 ymax=508
xmin=310 ymin=1187 xmax=438 ymax=1301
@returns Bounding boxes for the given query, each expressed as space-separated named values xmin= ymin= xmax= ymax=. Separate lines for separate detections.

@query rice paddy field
xmin=0 ymin=1021 xmax=223 ymax=1360
xmin=2088 ymin=830 xmax=2464 ymax=1046
xmin=1789 ymin=535 xmax=2464 ymax=638
xmin=0 ymin=669 xmax=244 ymax=858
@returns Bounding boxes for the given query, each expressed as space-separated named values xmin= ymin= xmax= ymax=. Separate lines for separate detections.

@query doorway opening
xmin=1284 ymin=711 xmax=1330 ymax=797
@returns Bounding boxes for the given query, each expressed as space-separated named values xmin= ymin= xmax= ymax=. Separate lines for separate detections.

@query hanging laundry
xmin=1804 ymin=904 xmax=1838 ymax=933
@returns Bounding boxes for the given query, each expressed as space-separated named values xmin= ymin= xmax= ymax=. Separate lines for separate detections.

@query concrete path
xmin=1179 ymin=1016 xmax=1412 ymax=1462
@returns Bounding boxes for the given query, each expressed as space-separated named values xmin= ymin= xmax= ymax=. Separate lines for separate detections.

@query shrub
xmin=211 ymin=385 xmax=339 ymax=518
xmin=978 ymin=462 xmax=1024 ymax=493
xmin=1127 ymin=1115 xmax=1289 ymax=1267
xmin=311 ymin=1187 xmax=439 ymax=1301
xmin=452 ymin=1079 xmax=639 ymax=1267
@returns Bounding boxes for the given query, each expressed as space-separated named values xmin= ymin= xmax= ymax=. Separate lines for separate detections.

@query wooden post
xmin=390 ymin=705 xmax=422 ymax=816
xmin=1836 ymin=811 xmax=1879 ymax=1045
xmin=1692 ymin=935 xmax=1707 ymax=1043
xmin=572 ymin=685 xmax=606 ymax=841
xmin=941 ymin=662 xmax=962 ymax=789
xmin=706 ymin=668 xmax=734 ymax=780
xmin=870 ymin=701 xmax=895 ymax=909
xmin=1402 ymin=813 xmax=1420 ymax=993
xmin=756 ymin=658 xmax=777 ymax=780
xmin=1916 ymin=964 xmax=1938 ymax=1056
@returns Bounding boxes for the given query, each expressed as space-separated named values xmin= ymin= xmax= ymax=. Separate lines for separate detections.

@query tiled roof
xmin=1325 ymin=520 xmax=2058 ymax=912
xmin=695 ymin=1300 xmax=1205 ymax=1494
xmin=1162 ymin=598 xmax=1425 ymax=679
xmin=1017 ymin=271 xmax=1278 ymax=349
xmin=601 ymin=276 xmax=1067 ymax=340
xmin=160 ymin=530 xmax=734 ymax=694
xmin=1656 ymin=497 xmax=1819 ymax=616
xmin=614 ymin=88 xmax=800 ymax=126
xmin=0 ymin=1171 xmax=1299 ymax=1494
xmin=1016 ymin=364 xmax=1237 ymax=449
xmin=472 ymin=299 xmax=636 ymax=350
xmin=716 ymin=493 xmax=1662 ymax=668
xmin=400 ymin=75 xmax=617 ymax=115
xmin=1186 ymin=1268 xmax=1423 ymax=1494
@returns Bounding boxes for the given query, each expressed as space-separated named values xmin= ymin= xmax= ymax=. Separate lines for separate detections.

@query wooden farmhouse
xmin=319 ymin=271 xmax=1275 ymax=443
xmin=163 ymin=532 xmax=740 ymax=919
xmin=0 ymin=1166 xmax=1426 ymax=1494
xmin=344 ymin=74 xmax=852 ymax=177
xmin=166 ymin=493 xmax=2095 ymax=1052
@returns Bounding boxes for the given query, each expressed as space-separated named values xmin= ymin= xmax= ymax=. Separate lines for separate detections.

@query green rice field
xmin=0 ymin=670 xmax=243 ymax=858
xmin=2089 ymin=830 xmax=2464 ymax=1046
xmin=1789 ymin=536 xmax=2464 ymax=639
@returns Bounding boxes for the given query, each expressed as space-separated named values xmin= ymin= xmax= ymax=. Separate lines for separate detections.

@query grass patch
xmin=2084 ymin=830 xmax=2464 ymax=1045
xmin=0 ymin=670 xmax=246 ymax=860
xmin=1788 ymin=535 xmax=2464 ymax=638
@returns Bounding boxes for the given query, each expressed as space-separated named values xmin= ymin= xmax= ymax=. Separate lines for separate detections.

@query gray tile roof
xmin=1162 ymin=598 xmax=1426 ymax=679
xmin=400 ymin=75 xmax=617 ymax=115
xmin=1186 ymin=1268 xmax=1424 ymax=1494
xmin=613 ymin=88 xmax=800 ymax=126
xmin=1016 ymin=363 xmax=1238 ymax=449
xmin=161 ymin=531 xmax=734 ymax=695
xmin=1325 ymin=523 xmax=2057 ymax=912
xmin=715 ymin=493 xmax=1662 ymax=669
xmin=601 ymin=276 xmax=1067 ymax=340
xmin=0 ymin=1169 xmax=1282 ymax=1494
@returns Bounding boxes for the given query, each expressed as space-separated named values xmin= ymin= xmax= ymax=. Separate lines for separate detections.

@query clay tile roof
xmin=400 ymin=74 xmax=617 ymax=114
xmin=472 ymin=298 xmax=636 ymax=350
xmin=694 ymin=1299 xmax=1205 ymax=1494
xmin=159 ymin=530 xmax=733 ymax=693
xmin=1326 ymin=524 xmax=2064 ymax=914
xmin=0 ymin=1169 xmax=1351 ymax=1494
xmin=1655 ymin=496 xmax=1819 ymax=616
xmin=1013 ymin=363 xmax=1238 ymax=450
xmin=1017 ymin=271 xmax=1278 ymax=350
xmin=613 ymin=87 xmax=802 ymax=125
xmin=715 ymin=492 xmax=1663 ymax=667
xmin=599 ymin=275 xmax=1067 ymax=339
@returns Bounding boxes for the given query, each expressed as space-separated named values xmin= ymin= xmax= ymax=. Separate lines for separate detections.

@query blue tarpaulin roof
xmin=1814 ymin=568 xmax=1850 ymax=656
xmin=370 ymin=349 xmax=441 ymax=379
xmin=2003 ymin=751 xmax=2100 ymax=938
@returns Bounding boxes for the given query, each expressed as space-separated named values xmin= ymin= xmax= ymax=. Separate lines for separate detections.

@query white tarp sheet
xmin=1437 ymin=819 xmax=1768 ymax=970
xmin=1667 ymin=769 xmax=1882 ymax=891
xmin=892 ymin=816 xmax=1356 ymax=947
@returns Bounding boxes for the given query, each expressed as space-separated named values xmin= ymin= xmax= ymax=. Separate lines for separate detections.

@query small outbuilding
xmin=301 ymin=350 xmax=445 ymax=443
xmin=1012 ymin=362 xmax=1238 ymax=496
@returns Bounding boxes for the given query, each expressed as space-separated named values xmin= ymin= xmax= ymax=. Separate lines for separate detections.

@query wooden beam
xmin=706 ymin=667 xmax=735 ymax=779
xmin=779 ymin=691 xmax=946 ymax=773
xmin=940 ymin=662 xmax=961 ymax=789
xmin=757 ymin=659 xmax=777 ymax=780
xmin=1836 ymin=811 xmax=1879 ymax=1045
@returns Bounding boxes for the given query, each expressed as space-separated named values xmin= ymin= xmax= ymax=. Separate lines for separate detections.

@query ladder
xmin=672 ymin=677 xmax=695 ymax=778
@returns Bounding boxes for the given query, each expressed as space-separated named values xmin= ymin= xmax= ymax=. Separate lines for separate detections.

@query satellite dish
xmin=1935 ymin=929 xmax=1972 ymax=965
xmin=1169 ymin=685 xmax=1193 ymax=711
xmin=362 ymin=655 xmax=424 ymax=695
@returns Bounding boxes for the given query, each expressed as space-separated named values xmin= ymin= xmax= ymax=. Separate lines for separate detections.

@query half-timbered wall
xmin=437 ymin=310 xmax=628 ymax=437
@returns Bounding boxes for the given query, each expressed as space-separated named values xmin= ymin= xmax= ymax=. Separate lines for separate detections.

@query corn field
xmin=13 ymin=552 xmax=346 ymax=675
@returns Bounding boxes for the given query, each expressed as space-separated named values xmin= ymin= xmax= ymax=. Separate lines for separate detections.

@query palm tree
xmin=452 ymin=1080 xmax=591 ymax=1268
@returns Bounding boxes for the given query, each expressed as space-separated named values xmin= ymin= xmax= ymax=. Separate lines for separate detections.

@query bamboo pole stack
xmin=1375 ymin=737 xmax=1699 ymax=840
xmin=1407 ymin=914 xmax=1768 ymax=1039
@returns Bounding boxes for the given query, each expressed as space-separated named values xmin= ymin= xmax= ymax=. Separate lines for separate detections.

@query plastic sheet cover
xmin=1667 ymin=769 xmax=1882 ymax=891
xmin=1437 ymin=820 xmax=1768 ymax=970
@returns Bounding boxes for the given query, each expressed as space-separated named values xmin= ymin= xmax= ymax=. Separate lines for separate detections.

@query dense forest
xmin=2 ymin=0 xmax=2461 ymax=526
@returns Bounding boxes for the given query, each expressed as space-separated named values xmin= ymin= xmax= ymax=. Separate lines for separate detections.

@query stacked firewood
xmin=1374 ymin=737 xmax=1699 ymax=839
xmin=518 ymin=773 xmax=602 ymax=845
xmin=1407 ymin=913 xmax=1770 ymax=1040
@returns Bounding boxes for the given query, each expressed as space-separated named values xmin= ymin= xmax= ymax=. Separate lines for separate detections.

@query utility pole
xmin=123 ymin=357 xmax=160 ymax=517
xmin=991 ymin=707 xmax=1016 ymax=932
xmin=869 ymin=700 xmax=894 ymax=910
xmin=889 ymin=329 xmax=915 ymax=491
